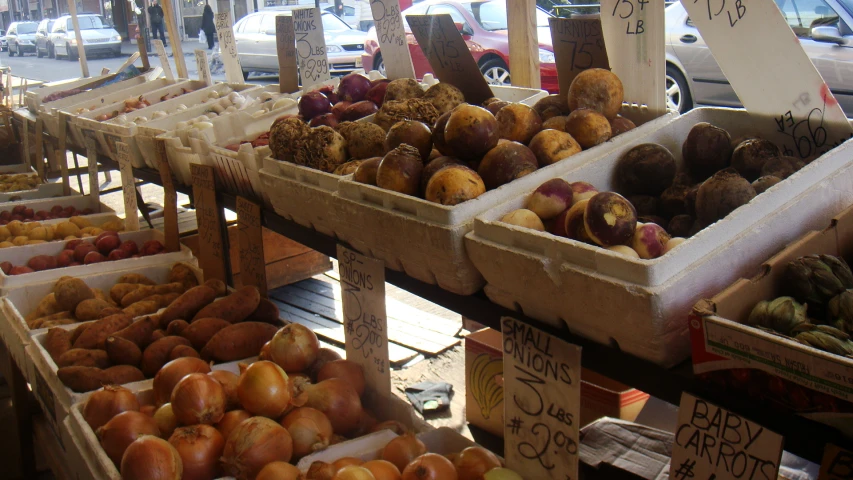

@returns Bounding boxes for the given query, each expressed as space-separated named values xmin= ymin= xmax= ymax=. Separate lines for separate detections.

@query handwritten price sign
xmin=276 ymin=15 xmax=299 ymax=93
xmin=115 ymin=142 xmax=139 ymax=231
xmin=194 ymin=49 xmax=212 ymax=86
xmin=370 ymin=0 xmax=415 ymax=79
xmin=549 ymin=17 xmax=609 ymax=98
xmin=191 ymin=163 xmax=228 ymax=282
xmin=237 ymin=196 xmax=267 ymax=295
xmin=502 ymin=317 xmax=580 ymax=480
xmin=338 ymin=245 xmax=390 ymax=396
xmin=670 ymin=393 xmax=783 ymax=480
xmin=820 ymin=444 xmax=853 ymax=479
xmin=215 ymin=12 xmax=245 ymax=84
xmin=293 ymin=8 xmax=331 ymax=88
xmin=680 ymin=0 xmax=853 ymax=158
xmin=152 ymin=40 xmax=174 ymax=81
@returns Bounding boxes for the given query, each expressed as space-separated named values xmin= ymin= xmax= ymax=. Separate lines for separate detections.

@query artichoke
xmin=785 ymin=254 xmax=853 ymax=316
xmin=792 ymin=323 xmax=853 ymax=356
xmin=747 ymin=296 xmax=807 ymax=335
xmin=828 ymin=289 xmax=853 ymax=334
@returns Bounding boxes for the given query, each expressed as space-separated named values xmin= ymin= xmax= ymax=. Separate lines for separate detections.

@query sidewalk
xmin=121 ymin=38 xmax=214 ymax=58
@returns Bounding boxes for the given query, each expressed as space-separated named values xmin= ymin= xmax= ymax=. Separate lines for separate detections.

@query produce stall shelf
xmin=93 ymin=155 xmax=853 ymax=465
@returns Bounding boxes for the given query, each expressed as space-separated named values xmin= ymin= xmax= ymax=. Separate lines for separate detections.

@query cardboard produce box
xmin=692 ymin=203 xmax=853 ymax=436
xmin=465 ymin=328 xmax=649 ymax=437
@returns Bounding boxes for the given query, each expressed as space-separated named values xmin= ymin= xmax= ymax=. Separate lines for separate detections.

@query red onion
xmin=317 ymin=84 xmax=339 ymax=104
xmin=310 ymin=113 xmax=340 ymax=128
xmin=342 ymin=101 xmax=379 ymax=121
xmin=332 ymin=101 xmax=353 ymax=120
xmin=366 ymin=82 xmax=390 ymax=107
xmin=299 ymin=91 xmax=333 ymax=120
xmin=336 ymin=73 xmax=372 ymax=102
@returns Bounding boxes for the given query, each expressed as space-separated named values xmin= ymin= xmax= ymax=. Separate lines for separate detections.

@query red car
xmin=361 ymin=0 xmax=559 ymax=93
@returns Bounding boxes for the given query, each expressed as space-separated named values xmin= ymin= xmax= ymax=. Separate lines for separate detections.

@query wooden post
xmin=237 ymin=196 xmax=267 ymax=294
xmin=56 ymin=112 xmax=70 ymax=196
xmin=34 ymin=118 xmax=44 ymax=180
xmin=191 ymin=163 xmax=229 ymax=283
xmin=137 ymin=35 xmax=151 ymax=71
xmin=116 ymin=142 xmax=140 ymax=231
xmin=66 ymin=0 xmax=90 ymax=77
xmin=507 ymin=0 xmax=540 ymax=88
xmin=84 ymin=136 xmax=100 ymax=208
xmin=20 ymin=117 xmax=28 ymax=165
xmin=276 ymin=15 xmax=299 ymax=94
xmin=155 ymin=139 xmax=180 ymax=252
xmin=160 ymin=0 xmax=188 ymax=78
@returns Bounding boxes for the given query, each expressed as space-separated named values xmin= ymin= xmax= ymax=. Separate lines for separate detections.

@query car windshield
xmin=322 ymin=13 xmax=351 ymax=32
xmin=461 ymin=0 xmax=551 ymax=30
xmin=17 ymin=23 xmax=36 ymax=34
xmin=77 ymin=16 xmax=107 ymax=30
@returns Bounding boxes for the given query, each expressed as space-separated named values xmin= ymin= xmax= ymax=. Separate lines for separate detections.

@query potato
xmin=567 ymin=68 xmax=624 ymax=120
xmin=203 ymin=279 xmax=227 ymax=297
xmin=496 ymin=104 xmax=542 ymax=144
xmin=192 ymin=286 xmax=261 ymax=323
xmin=54 ymin=278 xmax=95 ymax=313
xmin=141 ymin=336 xmax=193 ymax=377
xmin=74 ymin=298 xmax=114 ymax=321
xmin=123 ymin=300 xmax=161 ymax=318
xmin=58 ymin=365 xmax=144 ymax=392
xmin=25 ymin=293 xmax=62 ymax=323
xmin=353 ymin=157 xmax=381 ymax=185
xmin=7 ymin=221 xmax=25 ymax=237
xmin=155 ymin=293 xmax=181 ymax=308
xmin=105 ymin=336 xmax=142 ymax=366
xmin=27 ymin=227 xmax=49 ymax=241
xmin=73 ymin=313 xmax=133 ymax=350
xmin=57 ymin=349 xmax=111 ymax=369
xmin=110 ymin=283 xmax=141 ymax=304
xmin=169 ymin=345 xmax=201 ymax=360
xmin=114 ymin=316 xmax=158 ymax=348
xmin=103 ymin=365 xmax=145 ymax=384
xmin=54 ymin=222 xmax=80 ymax=239
xmin=69 ymin=216 xmax=93 ymax=228
xmin=245 ymin=298 xmax=280 ymax=324
xmin=116 ymin=273 xmax=157 ymax=285
xmin=376 ymin=145 xmax=423 ymax=196
xmin=200 ymin=322 xmax=278 ymax=362
xmin=564 ymin=108 xmax=612 ymax=149
xmin=44 ymin=328 xmax=73 ymax=363
xmin=166 ymin=319 xmax=189 ymax=336
xmin=181 ymin=317 xmax=231 ymax=350
xmin=168 ymin=263 xmax=200 ymax=291
xmin=159 ymin=285 xmax=217 ymax=328
xmin=528 ymin=129 xmax=582 ymax=166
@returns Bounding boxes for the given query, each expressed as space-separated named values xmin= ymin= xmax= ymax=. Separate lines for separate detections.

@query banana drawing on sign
xmin=470 ymin=353 xmax=504 ymax=420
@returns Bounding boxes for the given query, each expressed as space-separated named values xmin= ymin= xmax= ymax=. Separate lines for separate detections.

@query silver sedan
xmin=665 ymin=0 xmax=853 ymax=116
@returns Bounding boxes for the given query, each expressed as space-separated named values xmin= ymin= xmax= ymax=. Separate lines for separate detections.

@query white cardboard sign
xmin=293 ymin=7 xmax=331 ymax=88
xmin=671 ymin=393 xmax=784 ymax=480
xmin=599 ymin=0 xmax=665 ymax=114
xmin=369 ymin=0 xmax=415 ymax=79
xmin=679 ymin=0 xmax=853 ymax=158
xmin=194 ymin=49 xmax=212 ymax=86
xmin=215 ymin=12 xmax=245 ymax=85
xmin=502 ymin=317 xmax=581 ymax=480
xmin=152 ymin=40 xmax=175 ymax=81
xmin=337 ymin=245 xmax=391 ymax=396
xmin=116 ymin=142 xmax=140 ymax=232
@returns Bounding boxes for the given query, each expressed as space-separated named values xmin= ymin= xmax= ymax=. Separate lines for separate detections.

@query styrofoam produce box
xmin=691 ymin=203 xmax=853 ymax=436
xmin=0 ymin=192 xmax=115 ymax=223
xmin=135 ymin=84 xmax=293 ymax=170
xmin=25 ymin=73 xmax=115 ymax=113
xmin=22 ymin=263 xmax=204 ymax=434
xmin=464 ymin=107 xmax=853 ymax=366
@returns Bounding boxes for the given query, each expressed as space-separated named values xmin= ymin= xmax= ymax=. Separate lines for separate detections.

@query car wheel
xmin=374 ymin=53 xmax=386 ymax=77
xmin=479 ymin=58 xmax=511 ymax=86
xmin=665 ymin=64 xmax=693 ymax=114
xmin=48 ymin=43 xmax=55 ymax=58
xmin=8 ymin=44 xmax=13 ymax=57
xmin=36 ymin=46 xmax=43 ymax=58
xmin=68 ymin=44 xmax=77 ymax=61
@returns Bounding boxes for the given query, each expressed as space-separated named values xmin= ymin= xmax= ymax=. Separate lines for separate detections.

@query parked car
xmin=6 ymin=21 xmax=38 ymax=57
xmin=49 ymin=14 xmax=122 ymax=60
xmin=665 ymin=0 xmax=853 ymax=116
xmin=36 ymin=18 xmax=55 ymax=58
xmin=234 ymin=9 xmax=367 ymax=80
xmin=361 ymin=0 xmax=559 ymax=92
xmin=323 ymin=4 xmax=360 ymax=28
xmin=0 ymin=30 xmax=7 ymax=51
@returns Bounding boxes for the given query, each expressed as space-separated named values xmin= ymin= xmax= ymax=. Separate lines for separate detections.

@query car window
xmin=78 ymin=16 xmax=107 ymax=29
xmin=260 ymin=13 xmax=275 ymax=32
xmin=322 ymin=12 xmax=351 ymax=32
xmin=461 ymin=0 xmax=550 ymax=30
xmin=18 ymin=23 xmax=36 ymax=34
xmin=427 ymin=4 xmax=466 ymax=24
xmin=66 ymin=19 xmax=73 ymax=30
xmin=775 ymin=0 xmax=843 ymax=37
xmin=241 ymin=14 xmax=263 ymax=33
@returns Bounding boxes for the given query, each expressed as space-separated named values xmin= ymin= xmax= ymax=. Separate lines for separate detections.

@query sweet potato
xmin=25 ymin=293 xmax=62 ymax=323
xmin=141 ymin=336 xmax=192 ymax=377
xmin=166 ymin=319 xmax=189 ymax=336
xmin=58 ymin=365 xmax=144 ymax=392
xmin=73 ymin=313 xmax=133 ymax=350
xmin=110 ymin=283 xmax=140 ymax=304
xmin=113 ymin=316 xmax=157 ymax=348
xmin=169 ymin=263 xmax=200 ymax=291
xmin=28 ymin=311 xmax=74 ymax=329
xmin=150 ymin=329 xmax=166 ymax=343
xmin=245 ymin=298 xmax=280 ymax=324
xmin=193 ymin=286 xmax=261 ymax=323
xmin=44 ymin=328 xmax=73 ymax=363
xmin=116 ymin=273 xmax=156 ymax=285
xmin=75 ymin=298 xmax=114 ymax=321
xmin=121 ymin=283 xmax=186 ymax=308
xmin=122 ymin=300 xmax=160 ymax=318
xmin=181 ymin=318 xmax=230 ymax=350
xmin=57 ymin=349 xmax=111 ymax=369
xmin=54 ymin=278 xmax=95 ymax=312
xmin=169 ymin=345 xmax=200 ymax=360
xmin=204 ymin=279 xmax=227 ymax=297
xmin=92 ymin=288 xmax=116 ymax=307
xmin=104 ymin=365 xmax=145 ymax=384
xmin=200 ymin=322 xmax=278 ymax=362
xmin=159 ymin=285 xmax=216 ymax=328
xmin=38 ymin=318 xmax=77 ymax=329
xmin=105 ymin=336 xmax=142 ymax=366
xmin=70 ymin=324 xmax=90 ymax=344
xmin=156 ymin=293 xmax=181 ymax=308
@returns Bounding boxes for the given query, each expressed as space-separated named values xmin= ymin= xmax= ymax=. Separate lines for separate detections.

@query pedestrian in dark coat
xmin=202 ymin=3 xmax=216 ymax=50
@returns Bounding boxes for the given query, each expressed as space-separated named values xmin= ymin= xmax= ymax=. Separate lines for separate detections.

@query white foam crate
xmin=0 ymin=165 xmax=64 ymax=201
xmin=330 ymin=107 xmax=675 ymax=295
xmin=22 ymin=263 xmax=204 ymax=433
xmin=25 ymin=73 xmax=115 ymax=114
xmin=464 ymin=107 xmax=853 ymax=367
xmin=0 ymin=192 xmax=115 ymax=222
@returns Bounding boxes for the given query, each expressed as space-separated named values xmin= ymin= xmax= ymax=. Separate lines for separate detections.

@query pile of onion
xmin=154 ymin=404 xmax=179 ymax=438
xmin=454 ymin=447 xmax=502 ymax=480
xmin=307 ymin=348 xmax=343 ymax=380
xmin=317 ymin=359 xmax=366 ymax=396
xmin=270 ymin=323 xmax=321 ymax=373
xmin=171 ymin=373 xmax=226 ymax=425
xmin=295 ymin=377 xmax=363 ymax=435
xmin=153 ymin=357 xmax=211 ymax=407
xmin=216 ymin=409 xmax=252 ymax=440
xmin=335 ymin=465 xmax=377 ymax=480
xmin=281 ymin=407 xmax=334 ymax=459
xmin=363 ymin=459 xmax=402 ymax=480
xmin=257 ymin=461 xmax=303 ymax=480
xmin=120 ymin=435 xmax=183 ymax=480
xmin=209 ymin=369 xmax=241 ymax=410
xmin=221 ymin=416 xmax=293 ymax=480
xmin=381 ymin=433 xmax=427 ymax=472
xmin=83 ymin=385 xmax=139 ymax=430
xmin=98 ymin=411 xmax=160 ymax=466
xmin=237 ymin=360 xmax=292 ymax=418
xmin=168 ymin=425 xmax=225 ymax=480
xmin=402 ymin=453 xmax=458 ymax=480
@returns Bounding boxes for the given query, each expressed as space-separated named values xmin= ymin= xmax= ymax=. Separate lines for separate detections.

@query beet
xmin=616 ymin=143 xmax=676 ymax=196
xmin=682 ymin=123 xmax=733 ymax=180
xmin=731 ymin=138 xmax=781 ymax=181
xmin=695 ymin=168 xmax=756 ymax=226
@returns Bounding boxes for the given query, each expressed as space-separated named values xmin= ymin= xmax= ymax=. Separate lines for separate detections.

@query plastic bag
xmin=199 ymin=29 xmax=206 ymax=45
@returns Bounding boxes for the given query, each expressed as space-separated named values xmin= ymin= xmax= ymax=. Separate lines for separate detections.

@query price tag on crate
xmin=83 ymin=134 xmax=100 ymax=208
xmin=152 ymin=40 xmax=175 ymax=81
xmin=679 ymin=0 xmax=853 ymax=158
xmin=116 ymin=141 xmax=140 ymax=231
xmin=670 ymin=393 xmax=784 ymax=480
xmin=820 ymin=444 xmax=853 ymax=479
xmin=194 ymin=49 xmax=212 ymax=86
xmin=549 ymin=17 xmax=610 ymax=99
xmin=191 ymin=163 xmax=229 ymax=283
xmin=406 ymin=14 xmax=494 ymax=105
xmin=216 ymin=12 xmax=246 ymax=85
xmin=237 ymin=196 xmax=267 ymax=295
xmin=293 ymin=8 xmax=331 ymax=89
xmin=501 ymin=317 xmax=581 ymax=480
xmin=370 ymin=0 xmax=415 ymax=80
xmin=155 ymin=139 xmax=180 ymax=253
xmin=276 ymin=15 xmax=300 ymax=94
xmin=599 ymin=0 xmax=665 ymax=113
xmin=337 ymin=245 xmax=391 ymax=396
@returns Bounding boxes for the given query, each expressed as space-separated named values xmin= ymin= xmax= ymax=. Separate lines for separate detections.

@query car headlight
xmin=326 ymin=45 xmax=342 ymax=53
xmin=111 ymin=35 xmax=121 ymax=41
xmin=538 ymin=48 xmax=555 ymax=64
xmin=69 ymin=38 xmax=77 ymax=45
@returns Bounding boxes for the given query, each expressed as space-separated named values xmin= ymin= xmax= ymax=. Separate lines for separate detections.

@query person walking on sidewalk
xmin=202 ymin=3 xmax=216 ymax=50
xmin=148 ymin=0 xmax=166 ymax=46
